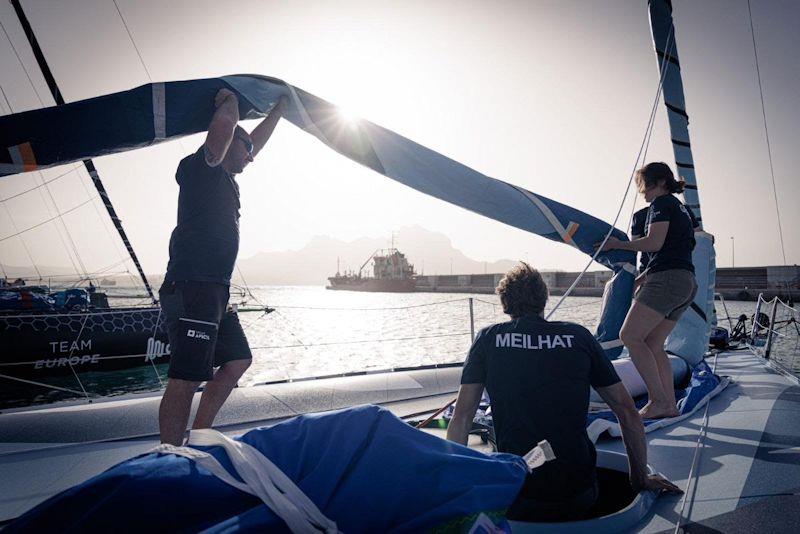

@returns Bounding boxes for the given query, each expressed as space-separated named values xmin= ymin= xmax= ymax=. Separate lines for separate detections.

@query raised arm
xmin=595 ymin=382 xmax=682 ymax=493
xmin=445 ymin=384 xmax=483 ymax=446
xmin=204 ymin=89 xmax=240 ymax=167
xmin=250 ymin=96 xmax=289 ymax=158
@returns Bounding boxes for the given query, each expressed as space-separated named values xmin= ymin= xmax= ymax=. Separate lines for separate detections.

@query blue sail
xmin=0 ymin=75 xmax=635 ymax=356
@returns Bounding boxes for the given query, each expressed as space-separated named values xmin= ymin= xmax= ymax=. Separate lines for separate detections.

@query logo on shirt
xmin=496 ymin=333 xmax=575 ymax=350
xmin=186 ymin=329 xmax=211 ymax=341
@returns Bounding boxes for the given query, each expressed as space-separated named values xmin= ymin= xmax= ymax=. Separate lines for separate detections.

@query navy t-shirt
xmin=631 ymin=207 xmax=650 ymax=274
xmin=461 ymin=315 xmax=620 ymax=499
xmin=644 ymin=194 xmax=696 ymax=274
xmin=164 ymin=148 xmax=241 ymax=285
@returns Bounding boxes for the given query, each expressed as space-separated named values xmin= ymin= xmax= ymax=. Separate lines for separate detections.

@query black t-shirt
xmin=643 ymin=194 xmax=696 ymax=274
xmin=164 ymin=148 xmax=241 ymax=285
xmin=631 ymin=207 xmax=650 ymax=274
xmin=461 ymin=315 xmax=620 ymax=499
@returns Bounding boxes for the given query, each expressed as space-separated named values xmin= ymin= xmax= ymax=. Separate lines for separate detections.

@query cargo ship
xmin=327 ymin=249 xmax=416 ymax=292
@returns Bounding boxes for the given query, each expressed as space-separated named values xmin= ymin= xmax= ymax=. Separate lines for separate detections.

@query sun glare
xmin=336 ymin=106 xmax=361 ymax=127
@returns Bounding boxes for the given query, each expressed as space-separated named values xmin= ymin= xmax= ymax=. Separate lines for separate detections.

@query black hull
xmin=0 ymin=307 xmax=170 ymax=378
xmin=326 ymin=278 xmax=416 ymax=293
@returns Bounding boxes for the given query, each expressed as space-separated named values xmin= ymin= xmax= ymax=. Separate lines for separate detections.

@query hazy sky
xmin=0 ymin=0 xmax=797 ymax=283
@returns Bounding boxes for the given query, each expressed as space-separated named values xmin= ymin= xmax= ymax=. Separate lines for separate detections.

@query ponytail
xmin=635 ymin=162 xmax=684 ymax=194
xmin=670 ymin=179 xmax=686 ymax=194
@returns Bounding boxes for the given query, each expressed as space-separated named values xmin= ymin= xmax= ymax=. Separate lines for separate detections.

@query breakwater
xmin=415 ymin=265 xmax=799 ymax=301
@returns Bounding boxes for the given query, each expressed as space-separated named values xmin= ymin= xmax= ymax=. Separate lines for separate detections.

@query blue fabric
xmin=8 ymin=405 xmax=528 ymax=533
xmin=0 ymin=75 xmax=636 ymax=358
xmin=596 ymin=268 xmax=634 ymax=360
xmin=666 ymin=233 xmax=715 ymax=366
xmin=51 ymin=288 xmax=89 ymax=310
xmin=586 ymin=360 xmax=721 ymax=430
xmin=0 ymin=289 xmax=53 ymax=311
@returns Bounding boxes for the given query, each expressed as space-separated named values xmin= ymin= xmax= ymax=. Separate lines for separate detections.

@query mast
xmin=648 ymin=0 xmax=717 ymax=363
xmin=647 ymin=0 xmax=703 ymax=229
xmin=10 ymin=0 xmax=156 ymax=302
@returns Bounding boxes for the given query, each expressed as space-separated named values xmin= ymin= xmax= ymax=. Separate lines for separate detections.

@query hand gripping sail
xmin=0 ymin=74 xmax=636 ymax=357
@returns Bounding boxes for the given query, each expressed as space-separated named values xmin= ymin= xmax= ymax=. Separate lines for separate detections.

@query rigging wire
xmin=0 ymin=164 xmax=82 ymax=202
xmin=0 ymin=86 xmax=43 ymax=280
xmin=265 ymin=297 xmax=470 ymax=312
xmin=0 ymin=198 xmax=95 ymax=242
xmin=249 ymin=331 xmax=471 ymax=351
xmin=546 ymin=25 xmax=676 ymax=321
xmin=113 ymin=0 xmax=194 ymax=159
xmin=746 ymin=0 xmax=787 ymax=265
xmin=0 ymin=18 xmax=46 ymax=105
xmin=0 ymin=19 xmax=92 ymax=282
xmin=111 ymin=0 xmax=153 ymax=81
xmin=34 ymin=171 xmax=92 ymax=278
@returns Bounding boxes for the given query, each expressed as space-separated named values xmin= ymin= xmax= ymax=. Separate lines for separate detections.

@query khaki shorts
xmin=635 ymin=269 xmax=698 ymax=321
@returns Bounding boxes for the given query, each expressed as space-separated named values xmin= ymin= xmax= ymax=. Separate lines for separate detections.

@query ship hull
xmin=326 ymin=278 xmax=416 ymax=293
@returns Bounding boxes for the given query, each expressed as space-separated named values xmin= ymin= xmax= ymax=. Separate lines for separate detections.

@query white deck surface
xmin=2 ymin=350 xmax=799 ymax=531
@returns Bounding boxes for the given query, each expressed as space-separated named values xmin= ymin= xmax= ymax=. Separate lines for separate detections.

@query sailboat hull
xmin=0 ymin=307 xmax=170 ymax=378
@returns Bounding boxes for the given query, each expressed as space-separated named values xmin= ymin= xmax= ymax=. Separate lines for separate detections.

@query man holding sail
xmin=158 ymin=88 xmax=287 ymax=445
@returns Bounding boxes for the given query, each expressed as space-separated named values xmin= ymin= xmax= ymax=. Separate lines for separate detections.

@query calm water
xmin=1 ymin=287 xmax=787 ymax=408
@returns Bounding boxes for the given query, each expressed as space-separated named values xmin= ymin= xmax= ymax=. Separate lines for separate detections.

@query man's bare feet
xmin=639 ymin=400 xmax=679 ymax=420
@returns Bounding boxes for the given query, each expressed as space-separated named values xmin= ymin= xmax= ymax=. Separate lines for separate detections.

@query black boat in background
xmin=0 ymin=285 xmax=169 ymax=379
xmin=0 ymin=1 xmax=169 ymax=405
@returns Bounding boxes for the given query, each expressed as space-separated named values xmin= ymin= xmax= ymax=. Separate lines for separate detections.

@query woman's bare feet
xmin=639 ymin=400 xmax=679 ymax=420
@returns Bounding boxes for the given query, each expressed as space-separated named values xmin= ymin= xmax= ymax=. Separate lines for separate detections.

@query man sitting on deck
xmin=446 ymin=263 xmax=681 ymax=522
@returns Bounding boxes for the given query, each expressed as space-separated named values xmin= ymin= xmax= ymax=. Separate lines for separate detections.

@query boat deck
xmin=599 ymin=349 xmax=800 ymax=532
xmin=1 ymin=349 xmax=799 ymax=531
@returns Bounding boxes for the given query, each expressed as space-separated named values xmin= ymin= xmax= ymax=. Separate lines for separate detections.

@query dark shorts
xmin=159 ymin=281 xmax=252 ymax=382
xmin=635 ymin=268 xmax=698 ymax=321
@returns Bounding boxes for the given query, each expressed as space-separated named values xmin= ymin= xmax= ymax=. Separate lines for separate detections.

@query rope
xmin=547 ymin=26 xmax=675 ymax=321
xmin=0 ymin=373 xmax=88 ymax=396
xmin=65 ymin=313 xmax=92 ymax=399
xmin=746 ymin=0 xmax=787 ymax=265
xmin=0 ymin=352 xmax=166 ymax=367
xmin=269 ymin=297 xmax=468 ymax=312
xmin=147 ymin=306 xmax=165 ymax=387
xmin=673 ymin=349 xmax=719 ymax=533
xmin=0 ymin=306 xmax=159 ymax=319
xmin=250 ymin=331 xmax=470 ymax=351
xmin=271 ymin=309 xmax=312 ymax=351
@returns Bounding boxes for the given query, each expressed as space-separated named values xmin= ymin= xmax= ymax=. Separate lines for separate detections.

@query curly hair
xmin=496 ymin=262 xmax=549 ymax=319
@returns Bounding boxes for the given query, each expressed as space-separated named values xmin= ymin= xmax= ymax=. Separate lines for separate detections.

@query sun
xmin=336 ymin=106 xmax=361 ymax=128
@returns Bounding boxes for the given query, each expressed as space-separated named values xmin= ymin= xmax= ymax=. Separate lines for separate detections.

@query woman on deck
xmin=600 ymin=162 xmax=698 ymax=419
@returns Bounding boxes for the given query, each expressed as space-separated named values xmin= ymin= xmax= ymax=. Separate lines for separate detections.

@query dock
xmin=414 ymin=265 xmax=799 ymax=300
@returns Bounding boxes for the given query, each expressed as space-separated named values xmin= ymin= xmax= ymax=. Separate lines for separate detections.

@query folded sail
xmin=0 ymin=74 xmax=635 ymax=355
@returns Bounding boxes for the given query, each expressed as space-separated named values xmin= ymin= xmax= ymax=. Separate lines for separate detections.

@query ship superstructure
xmin=327 ymin=248 xmax=416 ymax=292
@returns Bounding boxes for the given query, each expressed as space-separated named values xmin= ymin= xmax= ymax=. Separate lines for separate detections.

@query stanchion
xmin=468 ymin=297 xmax=475 ymax=341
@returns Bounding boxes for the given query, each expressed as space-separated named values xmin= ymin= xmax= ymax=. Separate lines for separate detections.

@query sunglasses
xmin=237 ymin=136 xmax=254 ymax=156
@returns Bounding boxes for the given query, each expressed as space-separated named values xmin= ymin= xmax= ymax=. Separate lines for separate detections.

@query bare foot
xmin=639 ymin=400 xmax=679 ymax=420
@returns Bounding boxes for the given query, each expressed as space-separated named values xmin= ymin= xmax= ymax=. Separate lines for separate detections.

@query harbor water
xmin=0 ymin=287 xmax=786 ymax=409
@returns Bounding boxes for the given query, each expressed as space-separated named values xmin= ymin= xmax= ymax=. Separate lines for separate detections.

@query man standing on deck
xmin=446 ymin=263 xmax=681 ymax=521
xmin=158 ymin=88 xmax=287 ymax=445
